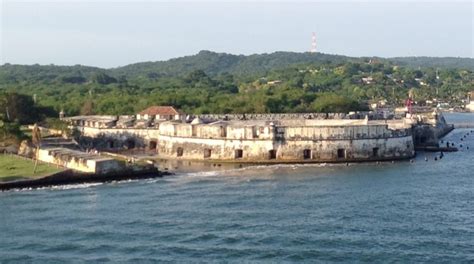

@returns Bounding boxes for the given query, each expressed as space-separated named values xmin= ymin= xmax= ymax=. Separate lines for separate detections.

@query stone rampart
xmin=157 ymin=122 xmax=414 ymax=163
xmin=197 ymin=113 xmax=351 ymax=122
xmin=66 ymin=111 xmax=455 ymax=163
xmin=75 ymin=126 xmax=160 ymax=150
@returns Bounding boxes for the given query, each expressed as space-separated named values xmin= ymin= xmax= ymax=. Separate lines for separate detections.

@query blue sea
xmin=1 ymin=113 xmax=473 ymax=263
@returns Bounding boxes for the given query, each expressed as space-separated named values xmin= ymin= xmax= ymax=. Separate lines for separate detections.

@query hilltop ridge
xmin=0 ymin=50 xmax=472 ymax=117
xmin=2 ymin=51 xmax=473 ymax=83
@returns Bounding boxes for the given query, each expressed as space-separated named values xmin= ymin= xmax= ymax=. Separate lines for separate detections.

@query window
xmin=177 ymin=147 xmax=184 ymax=157
xmin=372 ymin=147 xmax=379 ymax=157
xmin=126 ymin=139 xmax=135 ymax=149
xmin=337 ymin=148 xmax=345 ymax=159
xmin=235 ymin=149 xmax=243 ymax=159
xmin=204 ymin=149 xmax=211 ymax=158
xmin=149 ymin=141 xmax=157 ymax=150
xmin=268 ymin=150 xmax=276 ymax=160
xmin=303 ymin=149 xmax=311 ymax=159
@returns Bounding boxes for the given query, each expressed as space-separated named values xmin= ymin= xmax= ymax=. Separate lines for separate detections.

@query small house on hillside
xmin=137 ymin=106 xmax=186 ymax=122
xmin=361 ymin=76 xmax=374 ymax=85
xmin=466 ymin=92 xmax=474 ymax=112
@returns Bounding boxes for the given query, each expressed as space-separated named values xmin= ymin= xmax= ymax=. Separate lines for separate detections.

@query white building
xmin=466 ymin=92 xmax=474 ymax=112
xmin=38 ymin=148 xmax=125 ymax=174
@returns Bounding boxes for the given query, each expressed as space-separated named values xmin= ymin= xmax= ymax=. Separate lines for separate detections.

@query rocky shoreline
xmin=0 ymin=166 xmax=172 ymax=191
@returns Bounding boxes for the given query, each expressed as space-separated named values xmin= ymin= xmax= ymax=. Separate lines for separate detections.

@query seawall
xmin=64 ymin=110 xmax=456 ymax=164
xmin=0 ymin=166 xmax=172 ymax=191
xmin=413 ymin=112 xmax=454 ymax=148
xmin=157 ymin=122 xmax=415 ymax=163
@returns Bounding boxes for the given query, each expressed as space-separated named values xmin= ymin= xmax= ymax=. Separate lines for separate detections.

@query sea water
xmin=0 ymin=113 xmax=473 ymax=263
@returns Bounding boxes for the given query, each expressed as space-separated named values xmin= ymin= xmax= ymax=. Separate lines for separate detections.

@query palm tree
xmin=32 ymin=123 xmax=42 ymax=174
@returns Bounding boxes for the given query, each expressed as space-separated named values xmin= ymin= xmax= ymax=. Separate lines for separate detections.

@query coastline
xmin=0 ymin=166 xmax=172 ymax=191
xmin=155 ymin=155 xmax=414 ymax=166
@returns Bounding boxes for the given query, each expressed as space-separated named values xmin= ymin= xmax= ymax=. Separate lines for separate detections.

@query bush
xmin=312 ymin=93 xmax=368 ymax=113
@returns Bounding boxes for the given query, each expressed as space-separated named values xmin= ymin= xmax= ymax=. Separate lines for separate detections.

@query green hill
xmin=1 ymin=51 xmax=473 ymax=84
xmin=110 ymin=50 xmax=356 ymax=79
xmin=389 ymin=56 xmax=474 ymax=70
xmin=0 ymin=64 xmax=104 ymax=84
xmin=0 ymin=51 xmax=472 ymax=116
xmin=110 ymin=51 xmax=473 ymax=79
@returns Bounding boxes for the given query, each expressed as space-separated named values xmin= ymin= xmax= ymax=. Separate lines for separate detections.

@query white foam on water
xmin=183 ymin=170 xmax=222 ymax=178
xmin=2 ymin=182 xmax=105 ymax=193
xmin=172 ymin=161 xmax=403 ymax=183
xmin=47 ymin=182 xmax=104 ymax=191
xmin=173 ymin=162 xmax=339 ymax=181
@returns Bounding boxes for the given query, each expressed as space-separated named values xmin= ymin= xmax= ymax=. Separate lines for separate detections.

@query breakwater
xmin=0 ymin=166 xmax=171 ymax=191
xmin=158 ymin=120 xmax=415 ymax=163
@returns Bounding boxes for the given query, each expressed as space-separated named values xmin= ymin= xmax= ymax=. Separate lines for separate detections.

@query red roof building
xmin=137 ymin=106 xmax=185 ymax=121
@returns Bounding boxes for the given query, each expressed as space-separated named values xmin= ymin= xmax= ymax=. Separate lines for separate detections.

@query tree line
xmin=0 ymin=51 xmax=472 ymax=119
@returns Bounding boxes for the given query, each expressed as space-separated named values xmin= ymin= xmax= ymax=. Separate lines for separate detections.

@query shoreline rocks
xmin=0 ymin=166 xmax=172 ymax=191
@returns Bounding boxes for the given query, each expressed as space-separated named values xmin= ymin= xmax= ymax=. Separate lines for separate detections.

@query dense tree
xmin=92 ymin=72 xmax=117 ymax=85
xmin=80 ymin=100 xmax=95 ymax=115
xmin=0 ymin=93 xmax=43 ymax=124
xmin=0 ymin=93 xmax=55 ymax=144
xmin=61 ymin=75 xmax=87 ymax=84
xmin=311 ymin=93 xmax=367 ymax=113
xmin=0 ymin=119 xmax=24 ymax=142
xmin=0 ymin=51 xmax=472 ymax=116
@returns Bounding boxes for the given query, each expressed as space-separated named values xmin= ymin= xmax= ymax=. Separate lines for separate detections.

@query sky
xmin=0 ymin=0 xmax=473 ymax=68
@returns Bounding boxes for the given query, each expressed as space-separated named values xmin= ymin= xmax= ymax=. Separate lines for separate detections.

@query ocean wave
xmin=46 ymin=182 xmax=104 ymax=191
xmin=7 ymin=182 xmax=104 ymax=193
xmin=182 ymin=170 xmax=222 ymax=178
xmin=175 ymin=163 xmax=336 ymax=180
xmin=187 ymin=162 xmax=341 ymax=173
xmin=174 ymin=161 xmax=402 ymax=181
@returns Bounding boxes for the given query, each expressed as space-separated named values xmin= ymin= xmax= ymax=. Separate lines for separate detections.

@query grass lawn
xmin=0 ymin=155 xmax=63 ymax=182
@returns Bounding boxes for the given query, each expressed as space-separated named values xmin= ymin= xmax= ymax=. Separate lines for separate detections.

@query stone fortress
xmin=63 ymin=106 xmax=453 ymax=163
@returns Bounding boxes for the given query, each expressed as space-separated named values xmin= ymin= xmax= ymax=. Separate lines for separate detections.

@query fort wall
xmin=157 ymin=123 xmax=414 ymax=162
xmin=63 ymin=110 xmax=455 ymax=163
xmin=38 ymin=148 xmax=125 ymax=174
xmin=198 ymin=112 xmax=352 ymax=121
xmin=76 ymin=126 xmax=160 ymax=150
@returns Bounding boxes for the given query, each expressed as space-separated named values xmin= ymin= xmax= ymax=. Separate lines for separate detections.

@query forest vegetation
xmin=0 ymin=51 xmax=472 ymax=122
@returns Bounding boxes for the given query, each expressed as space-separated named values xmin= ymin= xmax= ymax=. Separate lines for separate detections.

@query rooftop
xmin=139 ymin=106 xmax=183 ymax=116
xmin=42 ymin=147 xmax=115 ymax=162
xmin=63 ymin=115 xmax=117 ymax=122
xmin=162 ymin=118 xmax=412 ymax=129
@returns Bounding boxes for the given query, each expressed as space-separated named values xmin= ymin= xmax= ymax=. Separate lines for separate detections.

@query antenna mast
xmin=310 ymin=32 xmax=317 ymax=53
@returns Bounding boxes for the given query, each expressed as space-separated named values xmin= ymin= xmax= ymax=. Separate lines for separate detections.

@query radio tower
xmin=310 ymin=32 xmax=317 ymax=53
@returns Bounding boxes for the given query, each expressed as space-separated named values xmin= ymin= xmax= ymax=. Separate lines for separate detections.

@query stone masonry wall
xmin=157 ymin=124 xmax=414 ymax=162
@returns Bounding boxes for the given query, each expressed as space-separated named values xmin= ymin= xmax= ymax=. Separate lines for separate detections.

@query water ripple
xmin=0 ymin=115 xmax=473 ymax=262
